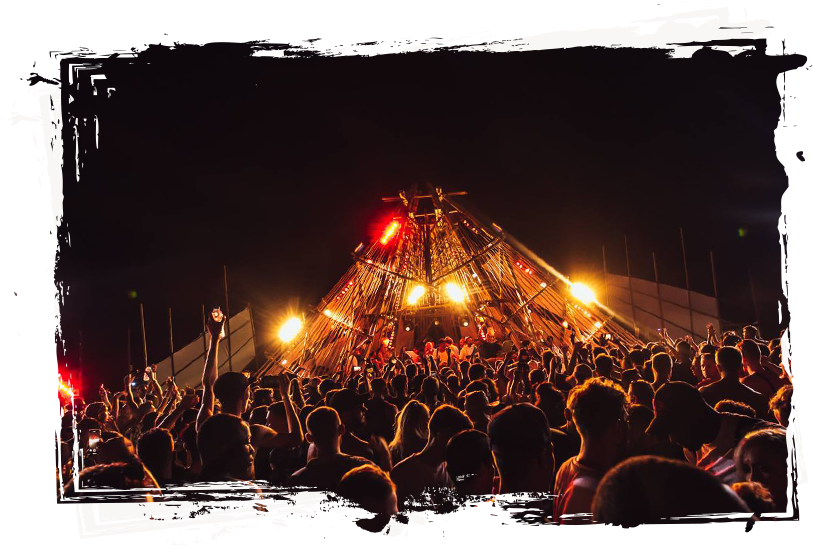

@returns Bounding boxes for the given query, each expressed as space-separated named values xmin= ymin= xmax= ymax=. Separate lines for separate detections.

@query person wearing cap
xmin=432 ymin=337 xmax=458 ymax=369
xmin=553 ymin=378 xmax=629 ymax=524
xmin=390 ymin=405 xmax=473 ymax=501
xmin=699 ymin=346 xmax=771 ymax=420
xmin=326 ymin=388 xmax=376 ymax=462
xmin=646 ymin=381 xmax=774 ymax=485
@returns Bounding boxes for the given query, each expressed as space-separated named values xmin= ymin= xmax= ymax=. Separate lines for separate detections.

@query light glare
xmin=445 ymin=282 xmax=466 ymax=303
xmin=571 ymin=282 xmax=597 ymax=304
xmin=278 ymin=317 xmax=303 ymax=342
xmin=407 ymin=285 xmax=426 ymax=305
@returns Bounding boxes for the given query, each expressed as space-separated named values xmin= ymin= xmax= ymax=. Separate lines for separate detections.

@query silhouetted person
xmin=446 ymin=429 xmax=495 ymax=496
xmin=488 ymin=403 xmax=554 ymax=494
xmin=700 ymin=347 xmax=770 ymax=420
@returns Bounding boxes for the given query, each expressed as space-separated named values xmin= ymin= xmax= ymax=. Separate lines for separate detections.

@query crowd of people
xmin=58 ymin=314 xmax=793 ymax=526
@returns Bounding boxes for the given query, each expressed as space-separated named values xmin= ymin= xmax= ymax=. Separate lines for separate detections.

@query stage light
xmin=407 ymin=285 xmax=426 ymax=305
xmin=570 ymin=282 xmax=597 ymax=305
xmin=445 ymin=282 xmax=466 ymax=303
xmin=279 ymin=317 xmax=303 ymax=342
xmin=540 ymin=282 xmax=547 ymax=288
xmin=461 ymin=317 xmax=470 ymax=327
xmin=594 ymin=321 xmax=602 ymax=329
xmin=281 ymin=359 xmax=288 ymax=365
xmin=380 ymin=220 xmax=401 ymax=244
xmin=58 ymin=378 xmax=73 ymax=398
xmin=562 ymin=321 xmax=569 ymax=329
xmin=404 ymin=323 xmax=412 ymax=332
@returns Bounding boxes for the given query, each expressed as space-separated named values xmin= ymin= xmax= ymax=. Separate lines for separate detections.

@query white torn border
xmin=327 ymin=6 xmax=770 ymax=58
xmin=23 ymin=3 xmax=792 ymax=544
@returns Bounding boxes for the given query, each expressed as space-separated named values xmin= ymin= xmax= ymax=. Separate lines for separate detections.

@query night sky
xmin=56 ymin=42 xmax=802 ymax=392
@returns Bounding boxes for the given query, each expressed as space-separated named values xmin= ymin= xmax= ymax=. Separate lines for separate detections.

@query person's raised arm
xmin=256 ymin=374 xmax=304 ymax=449
xmin=125 ymin=374 xmax=141 ymax=410
xmin=566 ymin=341 xmax=583 ymax=376
xmin=98 ymin=384 xmax=112 ymax=412
xmin=158 ymin=390 xmax=199 ymax=431
xmin=196 ymin=309 xmax=226 ymax=433
xmin=155 ymin=382 xmax=174 ymax=419
xmin=146 ymin=365 xmax=163 ymax=400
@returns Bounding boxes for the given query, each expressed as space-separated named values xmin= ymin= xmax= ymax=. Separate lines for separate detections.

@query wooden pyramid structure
xmin=259 ymin=185 xmax=640 ymax=378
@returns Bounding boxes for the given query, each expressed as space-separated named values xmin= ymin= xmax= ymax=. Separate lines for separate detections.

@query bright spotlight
xmin=571 ymin=282 xmax=597 ymax=304
xmin=278 ymin=317 xmax=303 ymax=342
xmin=380 ymin=220 xmax=401 ymax=245
xmin=445 ymin=282 xmax=466 ymax=303
xmin=407 ymin=285 xmax=426 ymax=305
xmin=594 ymin=321 xmax=602 ymax=329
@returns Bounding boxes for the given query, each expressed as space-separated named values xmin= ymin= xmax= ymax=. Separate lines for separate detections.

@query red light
xmin=380 ymin=220 xmax=401 ymax=245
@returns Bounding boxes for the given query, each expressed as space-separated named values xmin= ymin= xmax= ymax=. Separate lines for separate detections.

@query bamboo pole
xmin=168 ymin=307 xmax=176 ymax=377
xmin=602 ymin=245 xmax=610 ymax=304
xmin=223 ymin=265 xmax=233 ymax=372
xmin=749 ymin=268 xmax=760 ymax=326
xmin=202 ymin=304 xmax=208 ymax=357
xmin=679 ymin=228 xmax=696 ymax=338
xmin=624 ymin=235 xmax=638 ymax=335
xmin=140 ymin=303 xmax=148 ymax=370
xmin=126 ymin=327 xmax=131 ymax=372
xmin=652 ymin=252 xmax=666 ymax=333
xmin=248 ymin=302 xmax=261 ymax=370
xmin=710 ymin=251 xmax=722 ymax=330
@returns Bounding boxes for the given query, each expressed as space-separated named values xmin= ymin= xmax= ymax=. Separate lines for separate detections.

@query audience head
xmin=305 ymin=406 xmax=344 ymax=451
xmin=592 ymin=456 xmax=748 ymax=525
xmin=769 ymin=385 xmax=793 ymax=427
xmin=716 ymin=346 xmax=744 ymax=377
xmin=714 ymin=399 xmax=756 ymax=418
xmin=214 ymin=372 xmax=251 ymax=414
xmin=567 ymin=378 xmax=629 ymax=459
xmin=735 ymin=428 xmax=789 ymax=511
xmin=594 ymin=354 xmax=614 ymax=378
xmin=647 ymin=382 xmax=715 ymax=451
xmin=446 ymin=429 xmax=495 ymax=496
xmin=651 ymin=353 xmax=672 ymax=380
xmin=533 ymin=382 xmax=566 ymax=428
xmin=337 ymin=464 xmax=398 ymax=516
xmin=701 ymin=352 xmax=720 ymax=381
xmin=732 ymin=481 xmax=776 ymax=514
xmin=427 ymin=405 xmax=473 ymax=445
xmin=488 ymin=403 xmax=554 ymax=492
xmin=137 ymin=428 xmax=174 ymax=483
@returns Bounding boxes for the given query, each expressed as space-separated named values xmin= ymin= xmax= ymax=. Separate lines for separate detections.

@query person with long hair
xmin=388 ymin=400 xmax=430 ymax=466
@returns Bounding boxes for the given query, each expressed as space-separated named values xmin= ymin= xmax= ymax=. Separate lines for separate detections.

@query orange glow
xmin=380 ymin=220 xmax=401 ymax=244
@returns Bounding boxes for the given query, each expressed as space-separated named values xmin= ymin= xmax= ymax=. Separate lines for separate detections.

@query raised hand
xmin=179 ymin=391 xmax=199 ymax=410
xmin=207 ymin=308 xmax=227 ymax=341
xmin=278 ymin=374 xmax=291 ymax=397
